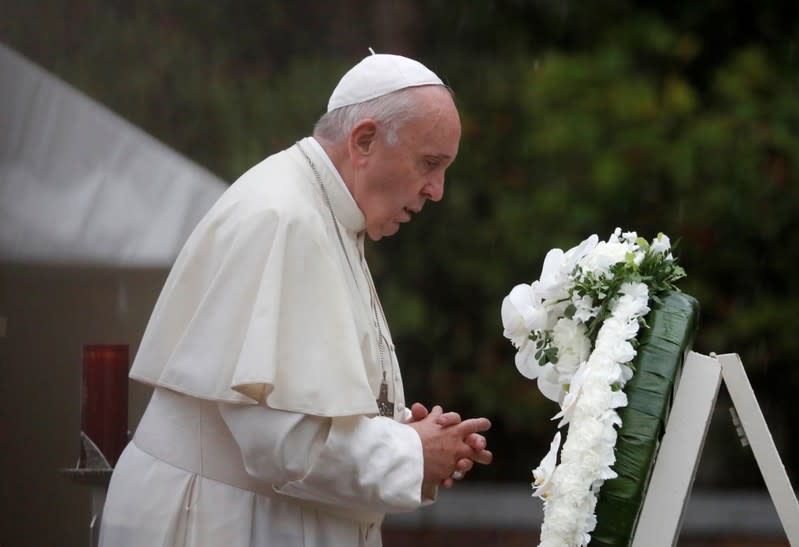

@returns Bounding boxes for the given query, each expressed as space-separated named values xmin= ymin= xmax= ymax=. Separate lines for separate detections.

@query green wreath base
xmin=590 ymin=291 xmax=700 ymax=546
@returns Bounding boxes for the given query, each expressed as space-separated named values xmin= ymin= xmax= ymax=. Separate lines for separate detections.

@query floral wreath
xmin=501 ymin=228 xmax=687 ymax=546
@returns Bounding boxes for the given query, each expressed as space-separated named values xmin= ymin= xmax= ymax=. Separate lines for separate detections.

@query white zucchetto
xmin=327 ymin=52 xmax=444 ymax=112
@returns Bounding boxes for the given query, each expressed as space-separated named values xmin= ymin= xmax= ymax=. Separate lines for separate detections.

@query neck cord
xmin=296 ymin=142 xmax=394 ymax=417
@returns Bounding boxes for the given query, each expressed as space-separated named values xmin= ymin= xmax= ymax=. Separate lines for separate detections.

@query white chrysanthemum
xmin=597 ymin=316 xmax=639 ymax=345
xmin=613 ymin=296 xmax=648 ymax=321
xmin=619 ymin=281 xmax=650 ymax=304
xmin=604 ymin=338 xmax=636 ymax=366
xmin=552 ymin=318 xmax=591 ymax=375
xmin=555 ymin=358 xmax=581 ymax=388
xmin=579 ymin=380 xmax=626 ymax=417
xmin=620 ymin=364 xmax=634 ymax=382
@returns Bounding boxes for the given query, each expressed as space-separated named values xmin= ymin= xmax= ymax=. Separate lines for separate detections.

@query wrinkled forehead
xmin=404 ymin=86 xmax=461 ymax=130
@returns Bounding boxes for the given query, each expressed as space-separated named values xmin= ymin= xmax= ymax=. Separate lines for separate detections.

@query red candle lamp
xmin=79 ymin=344 xmax=129 ymax=468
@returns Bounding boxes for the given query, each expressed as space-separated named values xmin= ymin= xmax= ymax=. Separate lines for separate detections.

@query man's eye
xmin=424 ymin=158 xmax=440 ymax=169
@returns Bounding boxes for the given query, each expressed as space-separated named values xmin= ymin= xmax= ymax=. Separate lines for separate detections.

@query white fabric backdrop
xmin=0 ymin=43 xmax=227 ymax=267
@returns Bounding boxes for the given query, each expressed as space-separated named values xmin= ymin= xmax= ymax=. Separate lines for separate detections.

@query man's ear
xmin=348 ymin=119 xmax=378 ymax=160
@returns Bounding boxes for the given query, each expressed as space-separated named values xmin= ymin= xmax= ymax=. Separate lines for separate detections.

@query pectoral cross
xmin=377 ymin=371 xmax=395 ymax=417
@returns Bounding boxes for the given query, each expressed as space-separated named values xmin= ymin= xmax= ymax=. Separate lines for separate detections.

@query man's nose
xmin=422 ymin=176 xmax=445 ymax=202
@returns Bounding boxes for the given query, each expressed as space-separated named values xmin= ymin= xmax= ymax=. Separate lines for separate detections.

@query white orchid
xmin=580 ymin=239 xmax=629 ymax=277
xmin=564 ymin=234 xmax=599 ymax=273
xmin=532 ymin=431 xmax=561 ymax=499
xmin=515 ymin=339 xmax=541 ymax=379
xmin=552 ymin=362 xmax=588 ymax=427
xmin=538 ymin=363 xmax=565 ymax=403
xmin=501 ymin=283 xmax=543 ymax=347
xmin=538 ymin=248 xmax=568 ymax=300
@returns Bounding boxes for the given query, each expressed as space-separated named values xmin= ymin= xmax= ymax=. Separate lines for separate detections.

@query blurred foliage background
xmin=2 ymin=0 xmax=798 ymax=489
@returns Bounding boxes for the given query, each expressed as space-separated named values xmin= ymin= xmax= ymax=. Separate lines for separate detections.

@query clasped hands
xmin=406 ymin=402 xmax=492 ymax=490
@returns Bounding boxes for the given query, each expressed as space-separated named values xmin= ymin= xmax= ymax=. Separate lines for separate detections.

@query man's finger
xmin=410 ymin=402 xmax=429 ymax=421
xmin=455 ymin=417 xmax=491 ymax=436
xmin=436 ymin=411 xmax=461 ymax=427
xmin=464 ymin=433 xmax=486 ymax=450
xmin=470 ymin=448 xmax=493 ymax=466
xmin=455 ymin=458 xmax=474 ymax=474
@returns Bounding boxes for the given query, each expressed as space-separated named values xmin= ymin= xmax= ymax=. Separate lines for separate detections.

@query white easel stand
xmin=632 ymin=351 xmax=799 ymax=546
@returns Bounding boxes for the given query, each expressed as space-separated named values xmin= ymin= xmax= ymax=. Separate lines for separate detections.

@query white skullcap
xmin=327 ymin=51 xmax=444 ymax=112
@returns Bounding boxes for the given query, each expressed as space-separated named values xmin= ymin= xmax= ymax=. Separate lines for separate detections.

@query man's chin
xmin=366 ymin=223 xmax=400 ymax=241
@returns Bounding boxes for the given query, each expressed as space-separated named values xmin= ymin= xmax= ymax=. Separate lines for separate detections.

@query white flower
xmin=571 ymin=294 xmax=599 ymax=323
xmin=538 ymin=248 xmax=568 ymax=301
xmin=596 ymin=316 xmax=637 ymax=344
xmin=539 ymin=235 xmax=601 ymax=303
xmin=552 ymin=362 xmax=588 ymax=427
xmin=515 ymin=340 xmax=541 ymax=379
xmin=620 ymin=364 xmax=634 ymax=383
xmin=501 ymin=283 xmax=545 ymax=347
xmin=532 ymin=431 xmax=561 ymax=499
xmin=651 ymin=232 xmax=671 ymax=254
xmin=553 ymin=318 xmax=590 ymax=360
xmin=563 ymin=234 xmax=599 ymax=276
xmin=538 ymin=363 xmax=565 ymax=403
xmin=620 ymin=230 xmax=638 ymax=244
xmin=580 ymin=239 xmax=628 ymax=277
xmin=596 ymin=335 xmax=636 ymax=366
xmin=619 ymin=281 xmax=649 ymax=302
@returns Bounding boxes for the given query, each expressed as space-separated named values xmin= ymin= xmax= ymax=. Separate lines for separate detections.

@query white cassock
xmin=100 ymin=137 xmax=430 ymax=547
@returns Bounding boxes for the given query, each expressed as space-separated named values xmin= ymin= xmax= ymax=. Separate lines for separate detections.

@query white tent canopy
xmin=0 ymin=43 xmax=227 ymax=267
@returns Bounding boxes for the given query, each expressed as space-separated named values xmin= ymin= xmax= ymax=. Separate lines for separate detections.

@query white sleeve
xmin=218 ymin=403 xmax=427 ymax=514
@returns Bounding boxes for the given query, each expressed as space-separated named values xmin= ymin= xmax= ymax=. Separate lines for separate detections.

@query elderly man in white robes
xmin=99 ymin=52 xmax=493 ymax=547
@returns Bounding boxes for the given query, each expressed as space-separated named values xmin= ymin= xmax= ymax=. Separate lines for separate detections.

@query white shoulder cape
xmin=129 ymin=140 xmax=381 ymax=417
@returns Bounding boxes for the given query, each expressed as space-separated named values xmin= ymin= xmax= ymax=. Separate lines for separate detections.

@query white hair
xmin=313 ymin=85 xmax=448 ymax=146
